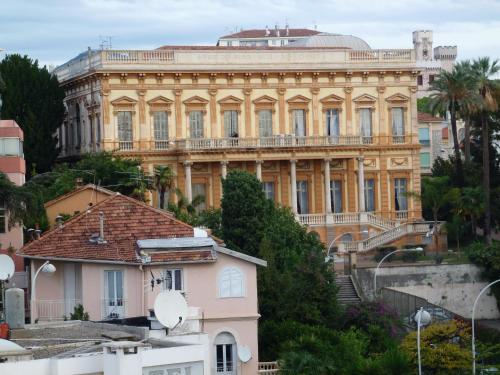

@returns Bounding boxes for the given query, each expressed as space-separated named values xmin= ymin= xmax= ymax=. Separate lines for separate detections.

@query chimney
xmin=265 ymin=25 xmax=270 ymax=36
xmin=76 ymin=177 xmax=84 ymax=187
xmin=56 ymin=215 xmax=64 ymax=229
xmin=98 ymin=211 xmax=107 ymax=244
xmin=286 ymin=23 xmax=290 ymax=36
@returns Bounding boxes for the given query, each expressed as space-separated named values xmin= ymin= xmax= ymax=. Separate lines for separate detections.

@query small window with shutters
xmin=218 ymin=267 xmax=244 ymax=298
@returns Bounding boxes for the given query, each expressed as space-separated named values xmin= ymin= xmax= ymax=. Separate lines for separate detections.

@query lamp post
xmin=472 ymin=279 xmax=500 ymax=375
xmin=373 ymin=247 xmax=423 ymax=298
xmin=30 ymin=260 xmax=56 ymax=324
xmin=324 ymin=230 xmax=369 ymax=263
xmin=415 ymin=307 xmax=432 ymax=375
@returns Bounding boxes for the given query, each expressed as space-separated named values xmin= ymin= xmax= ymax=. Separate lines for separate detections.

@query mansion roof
xmin=220 ymin=28 xmax=320 ymax=39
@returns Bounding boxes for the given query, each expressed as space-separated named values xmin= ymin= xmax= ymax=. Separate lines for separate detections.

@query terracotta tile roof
xmin=418 ymin=112 xmax=443 ymax=123
xmin=18 ymin=194 xmax=214 ymax=264
xmin=220 ymin=28 xmax=320 ymax=39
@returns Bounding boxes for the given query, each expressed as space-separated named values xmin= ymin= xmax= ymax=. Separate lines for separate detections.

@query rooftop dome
xmin=288 ymin=33 xmax=371 ymax=50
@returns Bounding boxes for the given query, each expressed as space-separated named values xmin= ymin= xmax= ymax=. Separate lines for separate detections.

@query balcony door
xmin=104 ymin=270 xmax=124 ymax=319
xmin=215 ymin=332 xmax=236 ymax=375
xmin=293 ymin=109 xmax=306 ymax=137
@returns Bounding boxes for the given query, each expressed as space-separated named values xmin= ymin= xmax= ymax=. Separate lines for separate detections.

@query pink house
xmin=19 ymin=193 xmax=266 ymax=375
xmin=0 ymin=120 xmax=26 ymax=288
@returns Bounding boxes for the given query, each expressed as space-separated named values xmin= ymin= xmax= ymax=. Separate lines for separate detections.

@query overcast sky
xmin=1 ymin=0 xmax=499 ymax=67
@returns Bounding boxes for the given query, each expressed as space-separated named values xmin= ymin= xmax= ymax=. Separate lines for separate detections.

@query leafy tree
xmin=446 ymin=215 xmax=465 ymax=252
xmin=455 ymin=186 xmax=485 ymax=240
xmin=221 ymin=170 xmax=271 ymax=257
xmin=154 ymin=165 xmax=175 ymax=209
xmin=467 ymin=241 xmax=500 ymax=309
xmin=429 ymin=65 xmax=478 ymax=186
xmin=400 ymin=320 xmax=471 ymax=375
xmin=417 ymin=96 xmax=433 ymax=114
xmin=471 ymin=57 xmax=500 ymax=244
xmin=0 ymin=54 xmax=65 ymax=176
xmin=197 ymin=208 xmax=222 ymax=238
xmin=0 ymin=172 xmax=29 ymax=228
xmin=167 ymin=188 xmax=205 ymax=226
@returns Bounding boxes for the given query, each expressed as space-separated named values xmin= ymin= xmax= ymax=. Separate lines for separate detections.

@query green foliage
xmin=69 ymin=304 xmax=89 ymax=321
xmin=154 ymin=165 xmax=175 ymax=209
xmin=401 ymin=320 xmax=471 ymax=375
xmin=167 ymin=188 xmax=205 ymax=226
xmin=466 ymin=241 xmax=500 ymax=308
xmin=417 ymin=96 xmax=432 ymax=114
xmin=197 ymin=208 xmax=222 ymax=238
xmin=221 ymin=170 xmax=271 ymax=257
xmin=411 ymin=176 xmax=460 ymax=223
xmin=0 ymin=172 xmax=29 ymax=228
xmin=0 ymin=54 xmax=65 ymax=176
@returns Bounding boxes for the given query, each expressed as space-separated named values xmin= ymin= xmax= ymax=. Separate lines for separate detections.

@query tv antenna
xmin=99 ymin=35 xmax=114 ymax=50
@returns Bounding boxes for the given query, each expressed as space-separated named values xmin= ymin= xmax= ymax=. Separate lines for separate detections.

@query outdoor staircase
xmin=335 ymin=275 xmax=362 ymax=305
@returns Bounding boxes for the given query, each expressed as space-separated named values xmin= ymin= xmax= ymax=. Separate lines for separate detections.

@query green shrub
xmin=401 ymin=251 xmax=421 ymax=263
xmin=70 ymin=304 xmax=89 ymax=321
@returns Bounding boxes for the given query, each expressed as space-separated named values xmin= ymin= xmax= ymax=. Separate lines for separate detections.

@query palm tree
xmin=167 ymin=188 xmax=205 ymax=225
xmin=154 ymin=165 xmax=175 ymax=209
xmin=471 ymin=57 xmax=500 ymax=244
xmin=455 ymin=186 xmax=485 ymax=240
xmin=429 ymin=66 xmax=477 ymax=185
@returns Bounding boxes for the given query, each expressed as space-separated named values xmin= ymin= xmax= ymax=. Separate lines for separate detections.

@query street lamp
xmin=30 ymin=261 xmax=56 ymax=324
xmin=324 ymin=230 xmax=369 ymax=263
xmin=472 ymin=279 xmax=500 ymax=375
xmin=415 ymin=307 xmax=432 ymax=375
xmin=373 ymin=247 xmax=423 ymax=298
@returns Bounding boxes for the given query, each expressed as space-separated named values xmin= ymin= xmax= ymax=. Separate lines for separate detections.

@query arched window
xmin=214 ymin=332 xmax=236 ymax=374
xmin=219 ymin=267 xmax=244 ymax=298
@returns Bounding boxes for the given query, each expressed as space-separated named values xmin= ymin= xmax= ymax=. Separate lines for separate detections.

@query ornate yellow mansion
xmin=54 ymin=33 xmax=431 ymax=251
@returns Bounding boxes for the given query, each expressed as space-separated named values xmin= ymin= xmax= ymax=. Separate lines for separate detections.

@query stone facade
xmin=54 ymin=45 xmax=429 ymax=248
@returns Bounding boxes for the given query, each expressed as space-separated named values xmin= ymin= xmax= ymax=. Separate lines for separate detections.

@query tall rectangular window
xmin=192 ymin=183 xmax=206 ymax=212
xmin=153 ymin=112 xmax=168 ymax=140
xmin=297 ymin=180 xmax=308 ymax=214
xmin=293 ymin=109 xmax=306 ymax=136
xmin=189 ymin=111 xmax=204 ymax=138
xmin=359 ymin=108 xmax=372 ymax=142
xmin=418 ymin=128 xmax=430 ymax=145
xmin=364 ymin=179 xmax=375 ymax=212
xmin=117 ymin=111 xmax=133 ymax=142
xmin=224 ymin=110 xmax=239 ymax=137
xmin=326 ymin=109 xmax=340 ymax=137
xmin=163 ymin=269 xmax=183 ymax=291
xmin=263 ymin=181 xmax=275 ymax=201
xmin=258 ymin=110 xmax=273 ymax=137
xmin=394 ymin=178 xmax=408 ymax=211
xmin=104 ymin=270 xmax=124 ymax=319
xmin=0 ymin=202 xmax=5 ymax=234
xmin=330 ymin=180 xmax=342 ymax=213
xmin=420 ymin=152 xmax=431 ymax=168
xmin=417 ymin=75 xmax=423 ymax=86
xmin=392 ymin=107 xmax=405 ymax=143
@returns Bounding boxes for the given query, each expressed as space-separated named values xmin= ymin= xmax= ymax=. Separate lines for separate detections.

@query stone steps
xmin=335 ymin=275 xmax=362 ymax=305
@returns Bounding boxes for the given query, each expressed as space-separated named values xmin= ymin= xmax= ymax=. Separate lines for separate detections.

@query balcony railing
xmin=118 ymin=141 xmax=133 ymax=150
xmin=258 ymin=362 xmax=279 ymax=374
xmin=102 ymin=298 xmax=126 ymax=320
xmin=297 ymin=212 xmax=399 ymax=229
xmin=37 ymin=299 xmax=82 ymax=321
xmin=154 ymin=140 xmax=171 ymax=150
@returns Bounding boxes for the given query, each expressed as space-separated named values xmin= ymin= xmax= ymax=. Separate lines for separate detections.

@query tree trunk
xmin=450 ymin=106 xmax=464 ymax=186
xmin=464 ymin=117 xmax=471 ymax=163
xmin=159 ymin=187 xmax=166 ymax=209
xmin=482 ymin=113 xmax=492 ymax=244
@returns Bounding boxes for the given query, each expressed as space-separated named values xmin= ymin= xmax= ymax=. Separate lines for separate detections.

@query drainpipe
xmin=139 ymin=265 xmax=145 ymax=316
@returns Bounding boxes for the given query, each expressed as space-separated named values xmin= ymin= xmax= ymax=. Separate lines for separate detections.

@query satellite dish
xmin=154 ymin=290 xmax=188 ymax=329
xmin=238 ymin=346 xmax=252 ymax=363
xmin=0 ymin=254 xmax=15 ymax=281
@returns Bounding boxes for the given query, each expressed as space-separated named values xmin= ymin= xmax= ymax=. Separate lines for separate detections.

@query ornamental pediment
xmin=147 ymin=96 xmax=174 ymax=105
xmin=385 ymin=93 xmax=410 ymax=103
xmin=252 ymin=95 xmax=277 ymax=104
xmin=286 ymin=95 xmax=311 ymax=104
xmin=353 ymin=94 xmax=377 ymax=103
xmin=183 ymin=96 xmax=209 ymax=105
xmin=217 ymin=95 xmax=243 ymax=104
xmin=320 ymin=93 xmax=344 ymax=104
xmin=111 ymin=96 xmax=138 ymax=106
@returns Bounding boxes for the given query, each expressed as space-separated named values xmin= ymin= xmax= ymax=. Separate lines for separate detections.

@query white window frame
xmin=153 ymin=111 xmax=169 ymax=140
xmin=162 ymin=268 xmax=184 ymax=292
xmin=218 ymin=267 xmax=245 ymax=298
xmin=258 ymin=109 xmax=273 ymax=137
xmin=263 ymin=181 xmax=275 ymax=201
xmin=189 ymin=111 xmax=204 ymax=139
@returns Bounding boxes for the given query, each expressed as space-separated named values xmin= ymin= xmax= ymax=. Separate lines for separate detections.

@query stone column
xmin=290 ymin=159 xmax=298 ymax=214
xmin=184 ymin=161 xmax=192 ymax=202
xmin=221 ymin=161 xmax=228 ymax=179
xmin=277 ymin=88 xmax=286 ymax=134
xmin=357 ymin=157 xmax=365 ymax=212
xmin=324 ymin=159 xmax=332 ymax=213
xmin=243 ymin=88 xmax=252 ymax=138
xmin=174 ymin=89 xmax=183 ymax=139
xmin=256 ymin=160 xmax=263 ymax=181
